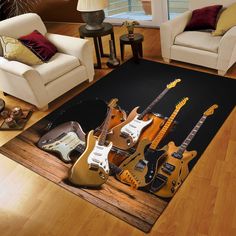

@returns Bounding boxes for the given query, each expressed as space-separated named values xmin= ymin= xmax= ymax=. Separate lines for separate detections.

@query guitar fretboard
xmin=149 ymin=108 xmax=181 ymax=150
xmin=138 ymin=88 xmax=169 ymax=120
xmin=98 ymin=107 xmax=113 ymax=146
xmin=177 ymin=115 xmax=207 ymax=155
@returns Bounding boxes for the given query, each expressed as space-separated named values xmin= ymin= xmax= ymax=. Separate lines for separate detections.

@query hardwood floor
xmin=0 ymin=23 xmax=235 ymax=236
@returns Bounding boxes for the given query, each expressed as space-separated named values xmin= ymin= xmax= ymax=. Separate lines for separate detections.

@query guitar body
xmin=152 ymin=141 xmax=197 ymax=198
xmin=107 ymin=107 xmax=152 ymax=150
xmin=118 ymin=139 xmax=167 ymax=187
xmin=117 ymin=139 xmax=150 ymax=187
xmin=69 ymin=130 xmax=110 ymax=187
xmin=95 ymin=106 xmax=127 ymax=136
xmin=139 ymin=113 xmax=165 ymax=142
xmin=108 ymin=113 xmax=166 ymax=166
xmin=38 ymin=121 xmax=86 ymax=162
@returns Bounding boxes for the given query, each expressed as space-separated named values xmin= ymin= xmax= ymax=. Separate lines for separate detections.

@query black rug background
xmin=46 ymin=59 xmax=236 ymax=169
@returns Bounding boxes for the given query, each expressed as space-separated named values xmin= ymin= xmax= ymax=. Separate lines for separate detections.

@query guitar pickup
xmin=161 ymin=162 xmax=175 ymax=175
xmin=135 ymin=160 xmax=148 ymax=171
xmin=94 ymin=152 xmax=102 ymax=156
xmin=172 ymin=152 xmax=183 ymax=159
xmin=89 ymin=163 xmax=99 ymax=171
xmin=92 ymin=158 xmax=100 ymax=164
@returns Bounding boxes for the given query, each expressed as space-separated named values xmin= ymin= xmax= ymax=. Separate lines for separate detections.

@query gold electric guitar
xmin=68 ymin=99 xmax=118 ymax=187
xmin=150 ymin=104 xmax=218 ymax=198
xmin=117 ymin=97 xmax=189 ymax=188
xmin=106 ymin=79 xmax=181 ymax=150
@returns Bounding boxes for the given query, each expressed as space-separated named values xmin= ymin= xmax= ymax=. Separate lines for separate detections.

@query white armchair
xmin=0 ymin=13 xmax=94 ymax=110
xmin=160 ymin=0 xmax=236 ymax=75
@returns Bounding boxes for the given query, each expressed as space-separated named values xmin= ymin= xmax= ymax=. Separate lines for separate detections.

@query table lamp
xmin=77 ymin=0 xmax=108 ymax=31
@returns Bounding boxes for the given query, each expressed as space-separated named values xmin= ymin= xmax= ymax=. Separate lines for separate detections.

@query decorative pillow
xmin=212 ymin=3 xmax=236 ymax=36
xmin=19 ymin=30 xmax=57 ymax=62
xmin=185 ymin=5 xmax=223 ymax=31
xmin=0 ymin=36 xmax=43 ymax=65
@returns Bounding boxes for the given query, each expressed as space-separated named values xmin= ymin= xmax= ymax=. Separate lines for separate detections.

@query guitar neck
xmin=98 ymin=108 xmax=113 ymax=146
xmin=149 ymin=108 xmax=179 ymax=150
xmin=138 ymin=88 xmax=169 ymax=120
xmin=177 ymin=115 xmax=207 ymax=155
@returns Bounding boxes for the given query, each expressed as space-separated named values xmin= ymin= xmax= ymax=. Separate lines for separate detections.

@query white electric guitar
xmin=107 ymin=79 xmax=181 ymax=150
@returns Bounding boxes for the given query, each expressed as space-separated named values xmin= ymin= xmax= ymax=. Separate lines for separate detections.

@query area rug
xmin=0 ymin=59 xmax=235 ymax=233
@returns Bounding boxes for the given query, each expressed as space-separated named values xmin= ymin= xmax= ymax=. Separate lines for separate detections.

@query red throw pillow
xmin=19 ymin=30 xmax=57 ymax=62
xmin=185 ymin=5 xmax=223 ymax=31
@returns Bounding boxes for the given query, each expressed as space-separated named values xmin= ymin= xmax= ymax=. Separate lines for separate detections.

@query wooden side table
xmin=79 ymin=23 xmax=117 ymax=69
xmin=120 ymin=33 xmax=144 ymax=62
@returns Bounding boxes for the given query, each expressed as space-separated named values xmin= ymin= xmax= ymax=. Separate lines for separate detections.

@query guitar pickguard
xmin=120 ymin=115 xmax=153 ymax=144
xmin=41 ymin=132 xmax=85 ymax=162
xmin=87 ymin=140 xmax=111 ymax=174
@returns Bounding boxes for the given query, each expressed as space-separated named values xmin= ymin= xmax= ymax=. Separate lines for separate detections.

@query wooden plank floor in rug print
xmin=0 ymin=119 xmax=168 ymax=233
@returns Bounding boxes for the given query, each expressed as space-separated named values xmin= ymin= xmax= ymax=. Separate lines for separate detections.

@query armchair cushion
xmin=33 ymin=52 xmax=80 ymax=84
xmin=185 ymin=5 xmax=222 ymax=31
xmin=213 ymin=2 xmax=236 ymax=36
xmin=0 ymin=36 xmax=43 ymax=65
xmin=174 ymin=31 xmax=222 ymax=53
xmin=19 ymin=30 xmax=57 ymax=62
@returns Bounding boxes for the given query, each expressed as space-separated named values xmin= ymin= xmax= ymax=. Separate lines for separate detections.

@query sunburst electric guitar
xmin=150 ymin=104 xmax=218 ymax=198
xmin=106 ymin=79 xmax=181 ymax=150
xmin=37 ymin=121 xmax=86 ymax=162
xmin=117 ymin=97 xmax=189 ymax=188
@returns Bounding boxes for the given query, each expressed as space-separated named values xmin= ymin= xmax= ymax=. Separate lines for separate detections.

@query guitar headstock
xmin=119 ymin=170 xmax=138 ymax=190
xmin=204 ymin=104 xmax=218 ymax=116
xmin=167 ymin=79 xmax=181 ymax=89
xmin=176 ymin=97 xmax=189 ymax=109
xmin=108 ymin=98 xmax=119 ymax=108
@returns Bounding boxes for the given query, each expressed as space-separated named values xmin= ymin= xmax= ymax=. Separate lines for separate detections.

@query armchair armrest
xmin=160 ymin=11 xmax=192 ymax=60
xmin=217 ymin=26 xmax=236 ymax=72
xmin=0 ymin=57 xmax=34 ymax=77
xmin=0 ymin=57 xmax=48 ymax=108
xmin=46 ymin=33 xmax=94 ymax=81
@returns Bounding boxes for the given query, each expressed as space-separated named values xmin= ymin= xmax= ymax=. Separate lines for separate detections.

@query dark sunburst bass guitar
xmin=150 ymin=104 xmax=218 ymax=198
xmin=106 ymin=79 xmax=181 ymax=150
xmin=117 ymin=97 xmax=189 ymax=188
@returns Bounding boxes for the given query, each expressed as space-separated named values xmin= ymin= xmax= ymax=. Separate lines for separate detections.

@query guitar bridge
xmin=89 ymin=163 xmax=99 ymax=171
xmin=120 ymin=132 xmax=130 ymax=138
xmin=150 ymin=174 xmax=168 ymax=193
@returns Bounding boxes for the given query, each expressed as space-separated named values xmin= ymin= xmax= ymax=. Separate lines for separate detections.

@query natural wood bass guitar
xmin=117 ymin=98 xmax=189 ymax=188
xmin=150 ymin=104 xmax=218 ymax=198
xmin=106 ymin=79 xmax=181 ymax=150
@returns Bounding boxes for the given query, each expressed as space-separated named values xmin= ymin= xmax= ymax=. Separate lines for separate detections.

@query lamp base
xmin=81 ymin=10 xmax=105 ymax=31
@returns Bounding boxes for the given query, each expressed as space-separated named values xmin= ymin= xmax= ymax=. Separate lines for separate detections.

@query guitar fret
xmin=138 ymin=88 xmax=169 ymax=119
xmin=177 ymin=115 xmax=207 ymax=155
xmin=150 ymin=107 xmax=181 ymax=150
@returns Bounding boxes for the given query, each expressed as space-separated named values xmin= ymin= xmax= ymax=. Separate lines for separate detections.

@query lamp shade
xmin=77 ymin=0 xmax=108 ymax=12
